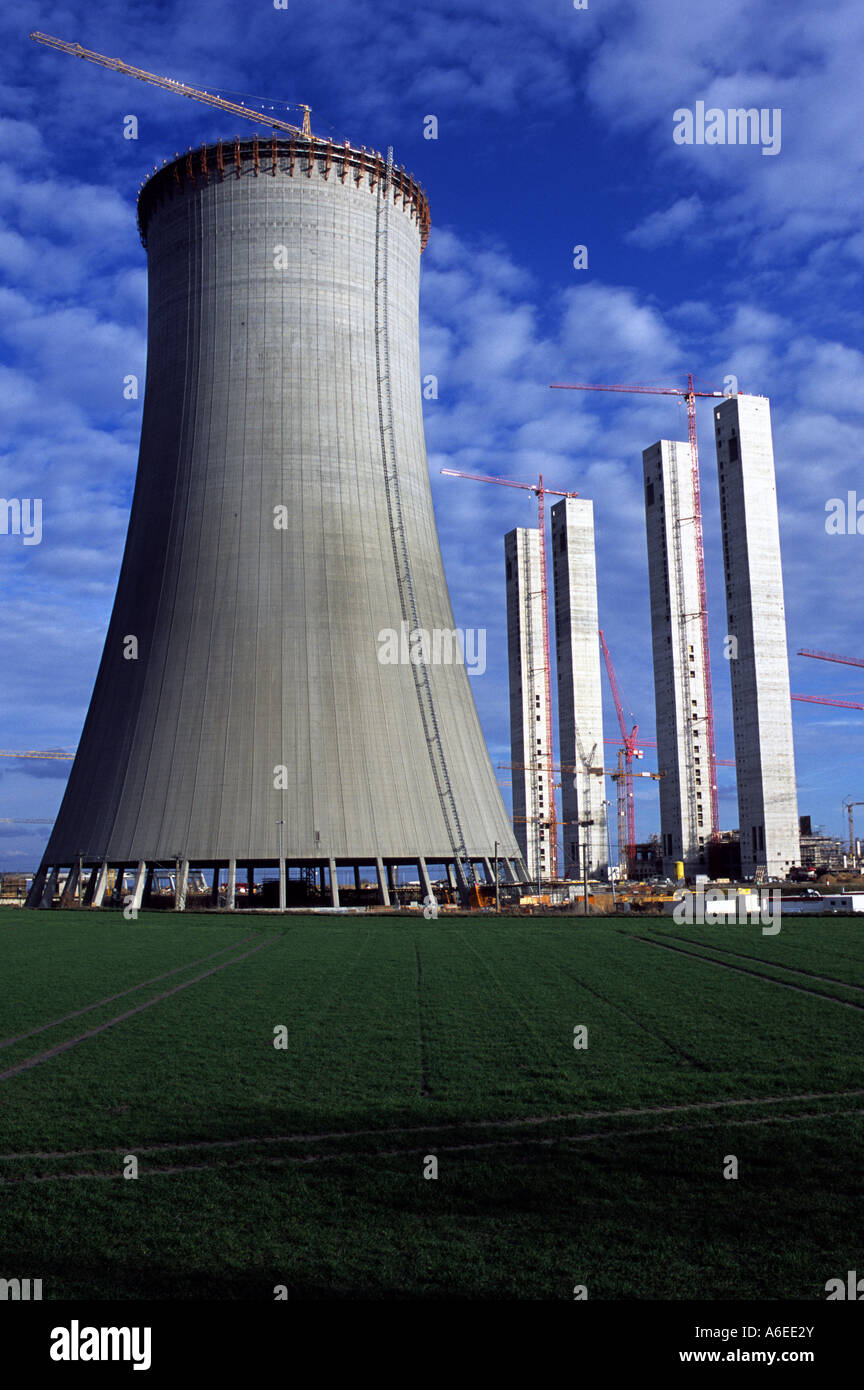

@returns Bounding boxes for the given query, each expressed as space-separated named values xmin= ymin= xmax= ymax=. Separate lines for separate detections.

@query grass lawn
xmin=0 ymin=908 xmax=861 ymax=1299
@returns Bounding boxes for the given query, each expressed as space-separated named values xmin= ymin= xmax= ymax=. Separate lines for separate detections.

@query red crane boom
xmin=598 ymin=629 xmax=642 ymax=871
xmin=792 ymin=694 xmax=864 ymax=711
xmin=797 ymin=648 xmax=864 ymax=670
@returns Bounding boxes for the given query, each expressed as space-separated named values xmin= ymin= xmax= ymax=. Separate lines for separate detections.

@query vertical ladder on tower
xmin=374 ymin=150 xmax=477 ymax=899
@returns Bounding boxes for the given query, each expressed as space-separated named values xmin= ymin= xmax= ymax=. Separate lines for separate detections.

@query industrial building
xmin=643 ymin=440 xmax=715 ymax=875
xmin=550 ymin=498 xmax=607 ymax=877
xmin=27 ymin=135 xmax=526 ymax=912
xmin=714 ymin=395 xmax=800 ymax=877
xmin=505 ymin=527 xmax=553 ymax=883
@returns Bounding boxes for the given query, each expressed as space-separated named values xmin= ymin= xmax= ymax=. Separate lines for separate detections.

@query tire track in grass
xmin=660 ymin=932 xmax=864 ymax=997
xmin=552 ymin=959 xmax=707 ymax=1070
xmin=414 ymin=941 xmax=431 ymax=1097
xmin=454 ymin=928 xmax=583 ymax=1087
xmin=3 ymin=1105 xmax=861 ymax=1182
xmin=631 ymin=934 xmax=864 ymax=1013
xmin=2 ymin=1087 xmax=862 ymax=1165
xmin=0 ymin=935 xmax=282 ymax=1082
xmin=0 ymin=934 xmax=262 ymax=1051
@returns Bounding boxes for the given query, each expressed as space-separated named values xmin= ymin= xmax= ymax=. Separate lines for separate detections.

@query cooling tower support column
xmin=226 ymin=860 xmax=237 ymax=910
xmin=328 ymin=859 xmax=340 ymax=908
xmin=375 ymin=857 xmax=390 ymax=907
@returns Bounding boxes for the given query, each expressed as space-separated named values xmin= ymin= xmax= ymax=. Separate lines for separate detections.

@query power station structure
xmin=713 ymin=395 xmax=800 ymax=876
xmin=550 ymin=499 xmax=607 ymax=877
xmin=28 ymin=130 xmax=526 ymax=911
xmin=505 ymin=528 xmax=553 ymax=883
xmin=643 ymin=440 xmax=715 ymax=875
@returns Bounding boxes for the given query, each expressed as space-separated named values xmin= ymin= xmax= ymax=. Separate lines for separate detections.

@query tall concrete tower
xmin=505 ymin=528 xmax=552 ymax=883
xmin=643 ymin=441 xmax=714 ymax=875
xmin=28 ymin=136 xmax=525 ymax=910
xmin=713 ymin=395 xmax=799 ymax=877
xmin=550 ymin=499 xmax=606 ymax=877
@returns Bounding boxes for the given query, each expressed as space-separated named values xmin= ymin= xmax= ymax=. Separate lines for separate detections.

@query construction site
xmin=3 ymin=34 xmax=862 ymax=920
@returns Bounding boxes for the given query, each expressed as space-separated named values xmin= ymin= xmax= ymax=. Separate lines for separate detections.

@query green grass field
xmin=0 ymin=907 xmax=861 ymax=1299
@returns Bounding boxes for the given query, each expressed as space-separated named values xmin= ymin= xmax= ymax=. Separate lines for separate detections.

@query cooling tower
xmin=29 ymin=135 xmax=526 ymax=910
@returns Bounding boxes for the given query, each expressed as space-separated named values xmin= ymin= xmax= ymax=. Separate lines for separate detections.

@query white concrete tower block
xmin=714 ymin=395 xmax=800 ymax=877
xmin=505 ymin=528 xmax=552 ymax=883
xmin=550 ymin=498 xmax=607 ymax=878
xmin=643 ymin=441 xmax=714 ymax=875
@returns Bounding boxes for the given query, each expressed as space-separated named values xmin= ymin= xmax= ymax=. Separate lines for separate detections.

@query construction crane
xmin=30 ymin=32 xmax=313 ymax=137
xmin=551 ymin=375 xmax=729 ymax=837
xmin=441 ymin=468 xmax=579 ymax=880
xmin=791 ymin=695 xmax=864 ymax=711
xmin=842 ymin=799 xmax=864 ymax=858
xmin=0 ymin=750 xmax=74 ymax=760
xmin=606 ymin=751 xmax=663 ymax=876
xmin=798 ymin=648 xmax=864 ymax=670
xmin=597 ymin=630 xmax=645 ymax=873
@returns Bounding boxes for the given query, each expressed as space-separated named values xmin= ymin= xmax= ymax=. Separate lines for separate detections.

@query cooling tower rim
xmin=136 ymin=135 xmax=431 ymax=252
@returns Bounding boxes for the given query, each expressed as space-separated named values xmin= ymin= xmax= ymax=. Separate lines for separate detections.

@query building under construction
xmin=551 ymin=499 xmax=607 ymax=877
xmin=505 ymin=528 xmax=553 ymax=883
xmin=714 ymin=395 xmax=800 ymax=877
xmin=28 ymin=132 xmax=526 ymax=911
xmin=643 ymin=440 xmax=714 ymax=875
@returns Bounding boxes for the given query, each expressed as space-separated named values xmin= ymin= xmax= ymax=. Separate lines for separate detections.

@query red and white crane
xmin=793 ymin=648 xmax=864 ymax=710
xmin=797 ymin=647 xmax=864 ymax=670
xmin=598 ymin=629 xmax=645 ymax=872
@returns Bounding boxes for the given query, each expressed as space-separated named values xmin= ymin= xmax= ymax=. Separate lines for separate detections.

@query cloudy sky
xmin=1 ymin=0 xmax=862 ymax=869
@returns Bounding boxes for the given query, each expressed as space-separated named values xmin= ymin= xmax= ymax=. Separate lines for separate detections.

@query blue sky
xmin=1 ymin=0 xmax=863 ymax=869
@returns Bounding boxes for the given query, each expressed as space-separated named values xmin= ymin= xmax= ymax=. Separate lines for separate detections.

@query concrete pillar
xmin=129 ymin=861 xmax=147 ymax=914
xmin=481 ymin=857 xmax=494 ymax=885
xmin=226 ymin=859 xmax=236 ymax=910
xmin=446 ymin=862 xmax=457 ymax=890
xmin=353 ymin=864 xmax=362 ymax=892
xmin=88 ymin=861 xmax=109 ymax=908
xmin=418 ymin=856 xmax=433 ymax=903
xmin=247 ymin=865 xmax=255 ymax=902
xmin=375 ymin=856 xmax=390 ymax=907
xmin=111 ymin=864 xmax=128 ymax=904
xmin=210 ymin=866 xmax=221 ymax=907
xmin=328 ymin=858 xmax=340 ymax=908
xmin=175 ymin=860 xmax=189 ymax=912
xmin=36 ymin=866 xmax=58 ymax=909
xmin=58 ymin=864 xmax=80 ymax=908
xmin=25 ymin=865 xmax=48 ymax=909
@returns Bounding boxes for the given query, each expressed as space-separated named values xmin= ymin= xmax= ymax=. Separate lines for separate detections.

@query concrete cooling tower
xmin=29 ymin=135 xmax=526 ymax=910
